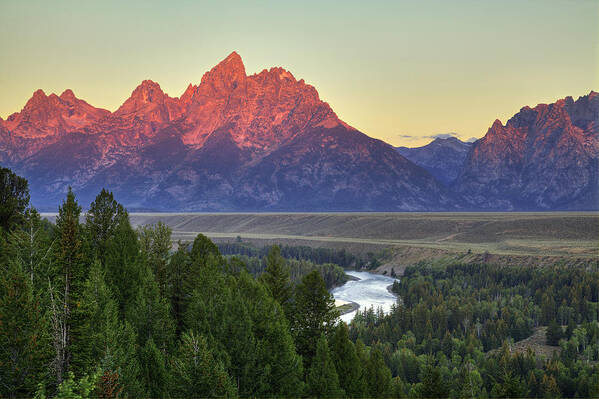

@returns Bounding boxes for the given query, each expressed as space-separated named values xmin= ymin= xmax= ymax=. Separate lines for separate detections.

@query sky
xmin=1 ymin=0 xmax=597 ymax=147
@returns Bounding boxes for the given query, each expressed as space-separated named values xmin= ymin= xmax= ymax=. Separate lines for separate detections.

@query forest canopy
xmin=0 ymin=168 xmax=598 ymax=399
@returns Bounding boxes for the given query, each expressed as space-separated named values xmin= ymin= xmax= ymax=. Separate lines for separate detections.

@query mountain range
xmin=396 ymin=137 xmax=473 ymax=185
xmin=1 ymin=52 xmax=597 ymax=211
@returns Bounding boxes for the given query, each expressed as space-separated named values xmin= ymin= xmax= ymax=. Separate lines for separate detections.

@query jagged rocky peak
xmin=179 ymin=83 xmax=197 ymax=105
xmin=454 ymin=91 xmax=598 ymax=210
xmin=3 ymin=87 xmax=109 ymax=139
xmin=114 ymin=79 xmax=187 ymax=124
xmin=199 ymin=51 xmax=247 ymax=91
xmin=2 ymin=54 xmax=595 ymax=212
xmin=59 ymin=89 xmax=77 ymax=101
xmin=117 ymin=80 xmax=168 ymax=108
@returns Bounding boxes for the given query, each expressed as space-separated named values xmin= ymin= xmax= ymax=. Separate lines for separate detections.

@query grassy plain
xmin=42 ymin=212 xmax=598 ymax=271
xmin=123 ymin=212 xmax=599 ymax=273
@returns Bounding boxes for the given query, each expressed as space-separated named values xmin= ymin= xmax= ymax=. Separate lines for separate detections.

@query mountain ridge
xmin=453 ymin=91 xmax=598 ymax=210
xmin=1 ymin=53 xmax=597 ymax=211
xmin=396 ymin=137 xmax=473 ymax=185
xmin=0 ymin=52 xmax=456 ymax=211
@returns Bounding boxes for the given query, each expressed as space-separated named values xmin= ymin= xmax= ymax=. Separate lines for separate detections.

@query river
xmin=332 ymin=270 xmax=398 ymax=323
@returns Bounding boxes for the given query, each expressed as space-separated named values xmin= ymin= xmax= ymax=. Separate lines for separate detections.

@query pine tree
xmin=70 ymin=260 xmax=114 ymax=375
xmin=365 ymin=348 xmax=392 ymax=398
xmin=260 ymin=245 xmax=292 ymax=310
xmin=50 ymin=187 xmax=87 ymax=385
xmin=293 ymin=270 xmax=339 ymax=367
xmin=541 ymin=374 xmax=561 ymax=398
xmin=306 ymin=334 xmax=345 ymax=398
xmin=171 ymin=331 xmax=237 ymax=398
xmin=250 ymin=292 xmax=304 ymax=397
xmin=417 ymin=356 xmax=448 ymax=398
xmin=70 ymin=260 xmax=143 ymax=397
xmin=0 ymin=167 xmax=30 ymax=234
xmin=84 ymin=189 xmax=126 ymax=264
xmin=0 ymin=261 xmax=51 ymax=398
xmin=137 ymin=222 xmax=172 ymax=297
xmin=138 ymin=338 xmax=170 ymax=399
xmin=126 ymin=262 xmax=175 ymax=351
xmin=220 ymin=292 xmax=256 ymax=396
xmin=3 ymin=207 xmax=54 ymax=290
xmin=190 ymin=233 xmax=221 ymax=269
xmin=546 ymin=320 xmax=563 ymax=346
xmin=231 ymin=271 xmax=304 ymax=397
xmin=492 ymin=349 xmax=525 ymax=399
xmin=565 ymin=318 xmax=576 ymax=339
xmin=103 ymin=217 xmax=142 ymax=315
xmin=98 ymin=320 xmax=144 ymax=398
xmin=167 ymin=244 xmax=191 ymax=336
xmin=457 ymin=359 xmax=483 ymax=399
xmin=329 ymin=322 xmax=365 ymax=397
xmin=183 ymin=234 xmax=224 ymax=313
xmin=390 ymin=376 xmax=407 ymax=398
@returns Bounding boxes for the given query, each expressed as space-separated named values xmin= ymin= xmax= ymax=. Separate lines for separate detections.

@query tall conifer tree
xmin=293 ymin=270 xmax=339 ymax=367
xmin=50 ymin=187 xmax=86 ymax=384
xmin=306 ymin=334 xmax=345 ymax=398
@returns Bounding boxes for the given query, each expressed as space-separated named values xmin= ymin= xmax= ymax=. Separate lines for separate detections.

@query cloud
xmin=397 ymin=134 xmax=420 ymax=140
xmin=396 ymin=132 xmax=460 ymax=141
xmin=431 ymin=132 xmax=459 ymax=140
xmin=465 ymin=137 xmax=478 ymax=143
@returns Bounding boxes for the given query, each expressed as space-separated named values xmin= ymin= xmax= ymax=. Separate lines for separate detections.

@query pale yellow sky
xmin=1 ymin=0 xmax=597 ymax=147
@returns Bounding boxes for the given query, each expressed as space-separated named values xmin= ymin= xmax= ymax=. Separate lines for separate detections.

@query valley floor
xmin=40 ymin=211 xmax=599 ymax=272
xmin=115 ymin=212 xmax=599 ymax=271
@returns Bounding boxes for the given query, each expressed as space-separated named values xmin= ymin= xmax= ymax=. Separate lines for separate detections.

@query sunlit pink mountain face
xmin=0 ymin=52 xmax=597 ymax=211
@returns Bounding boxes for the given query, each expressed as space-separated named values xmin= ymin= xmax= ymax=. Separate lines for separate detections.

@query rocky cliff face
xmin=0 ymin=52 xmax=454 ymax=211
xmin=396 ymin=137 xmax=472 ymax=185
xmin=1 ymin=53 xmax=596 ymax=211
xmin=453 ymin=92 xmax=598 ymax=210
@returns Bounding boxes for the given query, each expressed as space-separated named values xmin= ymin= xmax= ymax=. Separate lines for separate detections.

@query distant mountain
xmin=1 ymin=53 xmax=596 ymax=211
xmin=0 ymin=52 xmax=454 ymax=211
xmin=396 ymin=137 xmax=472 ymax=185
xmin=453 ymin=91 xmax=598 ymax=210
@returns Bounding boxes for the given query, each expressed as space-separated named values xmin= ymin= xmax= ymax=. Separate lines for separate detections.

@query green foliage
xmin=103 ymin=216 xmax=142 ymax=315
xmin=546 ymin=320 xmax=563 ymax=346
xmin=456 ymin=359 xmax=483 ymax=398
xmin=259 ymin=245 xmax=293 ymax=311
xmin=171 ymin=331 xmax=237 ymax=398
xmin=84 ymin=189 xmax=126 ymax=264
xmin=306 ymin=334 xmax=345 ymax=398
xmin=138 ymin=338 xmax=170 ymax=398
xmin=0 ymin=167 xmax=30 ymax=233
xmin=126 ymin=262 xmax=175 ymax=351
xmin=329 ymin=322 xmax=366 ymax=397
xmin=232 ymin=253 xmax=348 ymax=289
xmin=416 ymin=357 xmax=448 ymax=398
xmin=35 ymin=371 xmax=100 ymax=399
xmin=70 ymin=260 xmax=143 ymax=396
xmin=349 ymin=261 xmax=598 ymax=399
xmin=3 ymin=207 xmax=54 ymax=290
xmin=2 ymin=182 xmax=597 ymax=399
xmin=167 ymin=244 xmax=191 ymax=336
xmin=51 ymin=187 xmax=87 ymax=385
xmin=365 ymin=348 xmax=392 ymax=398
xmin=0 ymin=261 xmax=51 ymax=397
xmin=184 ymin=268 xmax=304 ymax=397
xmin=190 ymin=233 xmax=221 ymax=268
xmin=219 ymin=241 xmax=367 ymax=268
xmin=292 ymin=270 xmax=339 ymax=367
xmin=137 ymin=221 xmax=172 ymax=296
